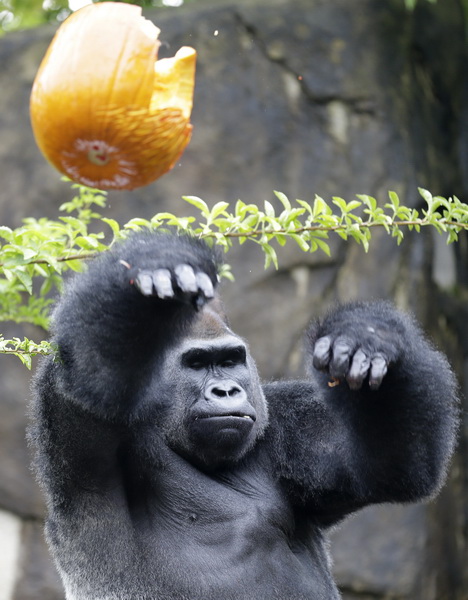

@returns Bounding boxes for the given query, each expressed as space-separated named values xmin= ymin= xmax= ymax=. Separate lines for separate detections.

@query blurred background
xmin=0 ymin=0 xmax=467 ymax=598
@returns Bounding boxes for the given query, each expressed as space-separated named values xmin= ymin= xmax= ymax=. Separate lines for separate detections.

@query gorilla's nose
xmin=205 ymin=380 xmax=244 ymax=400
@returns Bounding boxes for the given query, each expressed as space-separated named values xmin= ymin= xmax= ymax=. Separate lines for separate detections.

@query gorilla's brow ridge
xmin=181 ymin=343 xmax=247 ymax=368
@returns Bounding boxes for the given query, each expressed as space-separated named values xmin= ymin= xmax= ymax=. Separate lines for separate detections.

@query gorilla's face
xmin=161 ymin=334 xmax=268 ymax=469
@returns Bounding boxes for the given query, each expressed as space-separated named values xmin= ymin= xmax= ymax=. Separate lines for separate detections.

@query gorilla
xmin=31 ymin=231 xmax=459 ymax=600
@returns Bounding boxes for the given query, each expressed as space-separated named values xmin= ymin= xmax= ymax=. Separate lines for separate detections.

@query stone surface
xmin=0 ymin=508 xmax=22 ymax=600
xmin=0 ymin=0 xmax=466 ymax=598
xmin=13 ymin=520 xmax=64 ymax=600
xmin=330 ymin=504 xmax=428 ymax=597
xmin=0 ymin=322 xmax=45 ymax=519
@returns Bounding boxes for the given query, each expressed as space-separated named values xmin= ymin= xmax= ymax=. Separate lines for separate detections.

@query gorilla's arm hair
xmin=264 ymin=302 xmax=460 ymax=525
xmin=31 ymin=233 xmax=220 ymax=504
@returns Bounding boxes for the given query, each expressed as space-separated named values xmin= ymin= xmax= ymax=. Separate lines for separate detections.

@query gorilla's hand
xmin=134 ymin=264 xmax=215 ymax=310
xmin=310 ymin=303 xmax=405 ymax=391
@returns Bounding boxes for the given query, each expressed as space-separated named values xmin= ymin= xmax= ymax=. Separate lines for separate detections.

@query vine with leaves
xmin=1 ymin=182 xmax=467 ymax=367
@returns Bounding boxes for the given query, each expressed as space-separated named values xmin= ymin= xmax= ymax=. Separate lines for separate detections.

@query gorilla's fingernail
xmin=175 ymin=264 xmax=197 ymax=293
xmin=135 ymin=273 xmax=153 ymax=296
xmin=196 ymin=272 xmax=214 ymax=298
xmin=369 ymin=354 xmax=387 ymax=390
xmin=153 ymin=269 xmax=174 ymax=299
xmin=313 ymin=336 xmax=331 ymax=369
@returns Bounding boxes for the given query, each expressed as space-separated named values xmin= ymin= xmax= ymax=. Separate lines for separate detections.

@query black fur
xmin=30 ymin=232 xmax=459 ymax=600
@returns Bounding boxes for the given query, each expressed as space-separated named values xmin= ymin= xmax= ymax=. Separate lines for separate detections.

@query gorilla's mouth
xmin=194 ymin=414 xmax=256 ymax=422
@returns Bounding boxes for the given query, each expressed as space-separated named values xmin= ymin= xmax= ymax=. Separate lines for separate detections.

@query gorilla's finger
xmin=195 ymin=272 xmax=214 ymax=299
xmin=134 ymin=271 xmax=154 ymax=296
xmin=369 ymin=354 xmax=388 ymax=390
xmin=313 ymin=336 xmax=331 ymax=370
xmin=175 ymin=264 xmax=197 ymax=293
xmin=346 ymin=349 xmax=371 ymax=390
xmin=152 ymin=269 xmax=174 ymax=299
xmin=329 ymin=338 xmax=353 ymax=379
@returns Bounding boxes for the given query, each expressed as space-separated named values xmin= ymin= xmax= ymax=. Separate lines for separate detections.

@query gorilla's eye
xmin=188 ymin=360 xmax=205 ymax=370
xmin=220 ymin=359 xmax=236 ymax=368
xmin=218 ymin=347 xmax=247 ymax=369
xmin=182 ymin=349 xmax=209 ymax=370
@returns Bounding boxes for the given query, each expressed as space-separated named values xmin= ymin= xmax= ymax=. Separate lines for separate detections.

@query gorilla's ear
xmin=188 ymin=297 xmax=231 ymax=340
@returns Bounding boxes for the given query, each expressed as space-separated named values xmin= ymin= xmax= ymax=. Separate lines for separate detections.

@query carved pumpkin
xmin=30 ymin=2 xmax=196 ymax=190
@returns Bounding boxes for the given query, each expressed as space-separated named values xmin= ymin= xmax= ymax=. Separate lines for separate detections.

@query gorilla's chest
xmin=124 ymin=461 xmax=336 ymax=599
xmin=55 ymin=452 xmax=339 ymax=599
xmin=134 ymin=457 xmax=291 ymax=550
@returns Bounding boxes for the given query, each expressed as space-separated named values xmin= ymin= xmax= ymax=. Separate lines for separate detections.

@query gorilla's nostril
xmin=211 ymin=384 xmax=241 ymax=398
xmin=212 ymin=386 xmax=228 ymax=398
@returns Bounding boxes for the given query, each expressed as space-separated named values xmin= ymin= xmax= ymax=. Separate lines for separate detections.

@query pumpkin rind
xmin=30 ymin=2 xmax=196 ymax=190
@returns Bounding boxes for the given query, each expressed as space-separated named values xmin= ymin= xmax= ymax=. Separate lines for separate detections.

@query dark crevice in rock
xmin=233 ymin=9 xmax=378 ymax=116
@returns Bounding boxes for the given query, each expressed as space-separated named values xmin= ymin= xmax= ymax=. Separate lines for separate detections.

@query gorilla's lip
xmin=194 ymin=414 xmax=256 ymax=422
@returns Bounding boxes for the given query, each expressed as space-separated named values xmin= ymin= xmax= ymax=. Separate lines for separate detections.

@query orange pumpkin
xmin=30 ymin=2 xmax=196 ymax=190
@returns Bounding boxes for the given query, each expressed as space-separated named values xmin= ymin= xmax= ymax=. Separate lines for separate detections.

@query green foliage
xmin=1 ymin=182 xmax=468 ymax=366
xmin=404 ymin=0 xmax=437 ymax=9
xmin=0 ymin=336 xmax=56 ymax=369
xmin=0 ymin=0 xmax=198 ymax=35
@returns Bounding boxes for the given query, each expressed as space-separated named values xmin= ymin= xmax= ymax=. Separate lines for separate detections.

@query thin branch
xmin=2 ymin=218 xmax=467 ymax=269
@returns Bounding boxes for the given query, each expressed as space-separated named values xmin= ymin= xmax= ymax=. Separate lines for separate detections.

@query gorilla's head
xmin=160 ymin=303 xmax=268 ymax=470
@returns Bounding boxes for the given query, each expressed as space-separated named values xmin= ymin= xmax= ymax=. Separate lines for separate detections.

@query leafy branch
xmin=1 ymin=183 xmax=467 ymax=366
xmin=0 ymin=336 xmax=56 ymax=369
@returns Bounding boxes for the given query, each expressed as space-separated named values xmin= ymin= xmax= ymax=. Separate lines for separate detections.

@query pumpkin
xmin=30 ymin=2 xmax=196 ymax=190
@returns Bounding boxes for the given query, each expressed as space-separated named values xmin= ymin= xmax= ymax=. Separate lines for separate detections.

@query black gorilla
xmin=31 ymin=232 xmax=459 ymax=600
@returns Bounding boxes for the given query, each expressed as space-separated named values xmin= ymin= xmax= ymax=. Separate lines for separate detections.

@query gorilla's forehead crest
xmin=189 ymin=301 xmax=232 ymax=340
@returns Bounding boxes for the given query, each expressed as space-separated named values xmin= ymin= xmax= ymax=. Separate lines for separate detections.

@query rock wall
xmin=0 ymin=0 xmax=466 ymax=598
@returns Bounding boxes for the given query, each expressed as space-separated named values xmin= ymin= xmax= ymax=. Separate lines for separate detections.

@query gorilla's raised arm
xmin=31 ymin=232 xmax=222 ymax=505
xmin=265 ymin=302 xmax=460 ymax=524
xmin=48 ymin=232 xmax=220 ymax=419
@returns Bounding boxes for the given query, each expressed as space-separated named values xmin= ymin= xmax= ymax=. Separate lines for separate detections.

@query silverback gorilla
xmin=31 ymin=231 xmax=459 ymax=600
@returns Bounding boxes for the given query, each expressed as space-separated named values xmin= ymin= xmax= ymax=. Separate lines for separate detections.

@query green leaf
xmin=17 ymin=353 xmax=32 ymax=369
xmin=66 ymin=260 xmax=86 ymax=273
xmin=290 ymin=233 xmax=310 ymax=252
xmin=346 ymin=201 xmax=363 ymax=212
xmin=273 ymin=191 xmax=291 ymax=212
xmin=276 ymin=234 xmax=287 ymax=246
xmin=262 ymin=243 xmax=278 ymax=270
xmin=102 ymin=218 xmax=121 ymax=236
xmin=16 ymin=269 xmax=33 ymax=294
xmin=388 ymin=190 xmax=400 ymax=209
xmin=357 ymin=194 xmax=377 ymax=212
xmin=314 ymin=238 xmax=331 ymax=257
xmin=264 ymin=201 xmax=276 ymax=218
xmin=218 ymin=264 xmax=234 ymax=281
xmin=283 ymin=208 xmax=306 ymax=226
xmin=182 ymin=196 xmax=210 ymax=217
xmin=332 ymin=196 xmax=349 ymax=213
xmin=34 ymin=264 xmax=50 ymax=278
xmin=22 ymin=248 xmax=38 ymax=261
xmin=209 ymin=202 xmax=230 ymax=220
xmin=0 ymin=226 xmax=13 ymax=242
xmin=311 ymin=195 xmax=330 ymax=217
xmin=60 ymin=216 xmax=88 ymax=235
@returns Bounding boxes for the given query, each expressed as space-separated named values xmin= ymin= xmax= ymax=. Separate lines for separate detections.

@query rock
xmin=0 ymin=323 xmax=45 ymax=519
xmin=13 ymin=519 xmax=64 ymax=600
xmin=330 ymin=504 xmax=427 ymax=597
